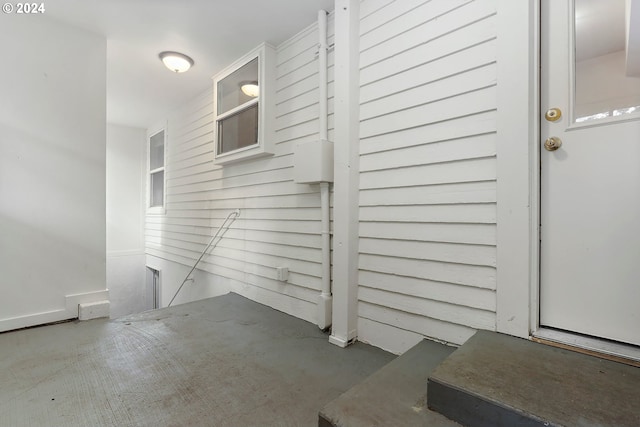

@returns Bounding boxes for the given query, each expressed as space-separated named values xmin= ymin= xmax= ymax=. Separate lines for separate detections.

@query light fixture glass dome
xmin=159 ymin=51 xmax=194 ymax=73
xmin=240 ymin=82 xmax=259 ymax=97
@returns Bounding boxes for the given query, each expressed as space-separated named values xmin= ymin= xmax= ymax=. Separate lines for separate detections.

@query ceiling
xmin=46 ymin=0 xmax=334 ymax=129
xmin=575 ymin=0 xmax=626 ymax=62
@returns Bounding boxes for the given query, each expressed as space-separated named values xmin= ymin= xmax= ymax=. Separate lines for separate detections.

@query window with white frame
xmin=216 ymin=58 xmax=259 ymax=154
xmin=213 ymin=43 xmax=275 ymax=164
xmin=148 ymin=129 xmax=165 ymax=210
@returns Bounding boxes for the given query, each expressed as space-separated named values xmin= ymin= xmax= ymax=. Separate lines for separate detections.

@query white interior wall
xmin=0 ymin=15 xmax=108 ymax=331
xmin=575 ymin=50 xmax=640 ymax=118
xmin=107 ymin=124 xmax=147 ymax=317
xmin=145 ymin=18 xmax=335 ymax=321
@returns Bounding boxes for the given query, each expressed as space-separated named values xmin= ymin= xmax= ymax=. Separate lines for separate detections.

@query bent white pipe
xmin=168 ymin=209 xmax=240 ymax=307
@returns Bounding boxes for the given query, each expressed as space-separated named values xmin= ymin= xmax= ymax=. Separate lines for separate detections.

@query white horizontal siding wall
xmin=357 ymin=0 xmax=498 ymax=352
xmin=145 ymin=18 xmax=335 ymax=323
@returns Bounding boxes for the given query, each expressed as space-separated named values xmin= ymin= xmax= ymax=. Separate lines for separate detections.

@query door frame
xmin=496 ymin=0 xmax=640 ymax=361
xmin=495 ymin=0 xmax=541 ymax=340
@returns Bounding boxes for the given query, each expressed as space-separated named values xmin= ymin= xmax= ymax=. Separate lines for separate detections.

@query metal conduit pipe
xmin=318 ymin=9 xmax=329 ymax=142
xmin=317 ymin=9 xmax=333 ymax=330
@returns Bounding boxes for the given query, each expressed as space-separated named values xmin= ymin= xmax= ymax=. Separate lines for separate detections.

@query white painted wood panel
xmin=360 ymin=56 xmax=496 ymax=114
xmin=359 ymin=254 xmax=496 ymax=290
xmin=359 ymin=271 xmax=496 ymax=312
xmin=145 ymin=247 xmax=320 ymax=301
xmin=145 ymin=17 xmax=336 ymax=323
xmin=360 ymin=0 xmax=470 ymax=50
xmin=357 ymin=0 xmax=498 ymax=354
xmin=357 ymin=317 xmax=425 ymax=355
xmin=360 ymin=157 xmax=497 ymax=189
xmin=359 ymin=222 xmax=496 ymax=246
xmin=169 ymin=152 xmax=216 ymax=174
xmin=360 ymin=0 xmax=394 ymax=21
xmin=360 ymin=132 xmax=496 ymax=172
xmin=277 ymin=74 xmax=319 ymax=104
xmin=360 ymin=86 xmax=496 ymax=139
xmin=166 ymin=192 xmax=322 ymax=210
xmin=146 ymin=228 xmax=321 ymax=250
xmin=360 ymin=181 xmax=497 ymax=206
xmin=169 ymin=155 xmax=293 ymax=187
xmin=359 ymin=238 xmax=496 ymax=268
xmin=359 ymin=287 xmax=495 ymax=330
xmin=360 ymin=1 xmax=496 ymax=69
xmin=360 ymin=110 xmax=496 ymax=155
xmin=165 ymin=181 xmax=317 ymax=203
xmin=169 ymin=133 xmax=213 ymax=159
xmin=277 ymin=61 xmax=318 ymax=92
xmin=276 ymin=88 xmax=319 ymax=117
xmin=360 ymin=204 xmax=496 ymax=224
xmin=358 ymin=302 xmax=477 ymax=347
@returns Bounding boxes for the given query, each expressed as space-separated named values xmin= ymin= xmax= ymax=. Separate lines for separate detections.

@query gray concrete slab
xmin=428 ymin=330 xmax=640 ymax=427
xmin=0 ymin=293 xmax=394 ymax=427
xmin=319 ymin=339 xmax=461 ymax=427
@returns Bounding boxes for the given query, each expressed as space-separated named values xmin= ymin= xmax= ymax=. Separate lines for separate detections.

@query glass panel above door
xmin=574 ymin=0 xmax=640 ymax=123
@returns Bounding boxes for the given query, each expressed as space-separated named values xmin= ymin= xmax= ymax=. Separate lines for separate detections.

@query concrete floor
xmin=428 ymin=330 xmax=640 ymax=426
xmin=320 ymin=339 xmax=460 ymax=427
xmin=0 ymin=293 xmax=394 ymax=427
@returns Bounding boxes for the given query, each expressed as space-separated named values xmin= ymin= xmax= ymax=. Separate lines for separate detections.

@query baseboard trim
xmin=0 ymin=289 xmax=110 ymax=333
xmin=66 ymin=289 xmax=110 ymax=316
xmin=329 ymin=334 xmax=350 ymax=348
xmin=0 ymin=309 xmax=70 ymax=333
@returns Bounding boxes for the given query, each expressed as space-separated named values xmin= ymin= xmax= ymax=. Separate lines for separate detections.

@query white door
xmin=540 ymin=0 xmax=640 ymax=346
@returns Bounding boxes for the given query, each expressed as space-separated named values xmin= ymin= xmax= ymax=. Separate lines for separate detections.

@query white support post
xmin=495 ymin=0 xmax=539 ymax=338
xmin=329 ymin=0 xmax=360 ymax=348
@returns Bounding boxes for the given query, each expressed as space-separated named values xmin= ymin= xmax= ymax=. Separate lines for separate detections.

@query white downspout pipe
xmin=317 ymin=9 xmax=332 ymax=330
xmin=319 ymin=181 xmax=331 ymax=328
xmin=318 ymin=10 xmax=329 ymax=142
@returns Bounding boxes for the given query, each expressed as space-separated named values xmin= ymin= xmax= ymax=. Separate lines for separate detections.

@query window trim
xmin=146 ymin=124 xmax=167 ymax=215
xmin=212 ymin=43 xmax=276 ymax=165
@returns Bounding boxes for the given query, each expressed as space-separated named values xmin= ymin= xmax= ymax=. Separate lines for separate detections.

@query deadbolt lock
xmin=545 ymin=108 xmax=562 ymax=122
xmin=544 ymin=137 xmax=562 ymax=151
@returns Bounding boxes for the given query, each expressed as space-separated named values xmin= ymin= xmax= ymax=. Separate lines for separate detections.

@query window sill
xmin=214 ymin=144 xmax=274 ymax=165
xmin=147 ymin=206 xmax=166 ymax=216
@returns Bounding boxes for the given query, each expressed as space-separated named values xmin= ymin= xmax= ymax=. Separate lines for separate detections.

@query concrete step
xmin=427 ymin=330 xmax=640 ymax=427
xmin=318 ymin=339 xmax=461 ymax=427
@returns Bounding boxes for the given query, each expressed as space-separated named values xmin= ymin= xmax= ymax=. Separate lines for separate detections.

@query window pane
xmin=574 ymin=0 xmax=640 ymax=122
xmin=150 ymin=130 xmax=164 ymax=170
xmin=217 ymin=58 xmax=259 ymax=115
xmin=150 ymin=171 xmax=164 ymax=207
xmin=218 ymin=104 xmax=259 ymax=155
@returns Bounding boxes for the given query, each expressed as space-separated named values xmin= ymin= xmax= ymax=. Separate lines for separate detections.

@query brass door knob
xmin=544 ymin=137 xmax=562 ymax=151
xmin=545 ymin=108 xmax=562 ymax=122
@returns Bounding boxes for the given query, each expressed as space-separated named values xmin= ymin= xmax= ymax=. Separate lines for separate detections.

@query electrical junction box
xmin=276 ymin=267 xmax=289 ymax=281
xmin=293 ymin=139 xmax=334 ymax=184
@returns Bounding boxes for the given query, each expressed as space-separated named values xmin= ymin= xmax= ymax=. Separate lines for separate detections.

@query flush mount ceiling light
xmin=240 ymin=81 xmax=259 ymax=97
xmin=159 ymin=51 xmax=194 ymax=73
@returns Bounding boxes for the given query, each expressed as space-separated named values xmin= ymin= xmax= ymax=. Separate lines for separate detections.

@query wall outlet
xmin=276 ymin=267 xmax=289 ymax=281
